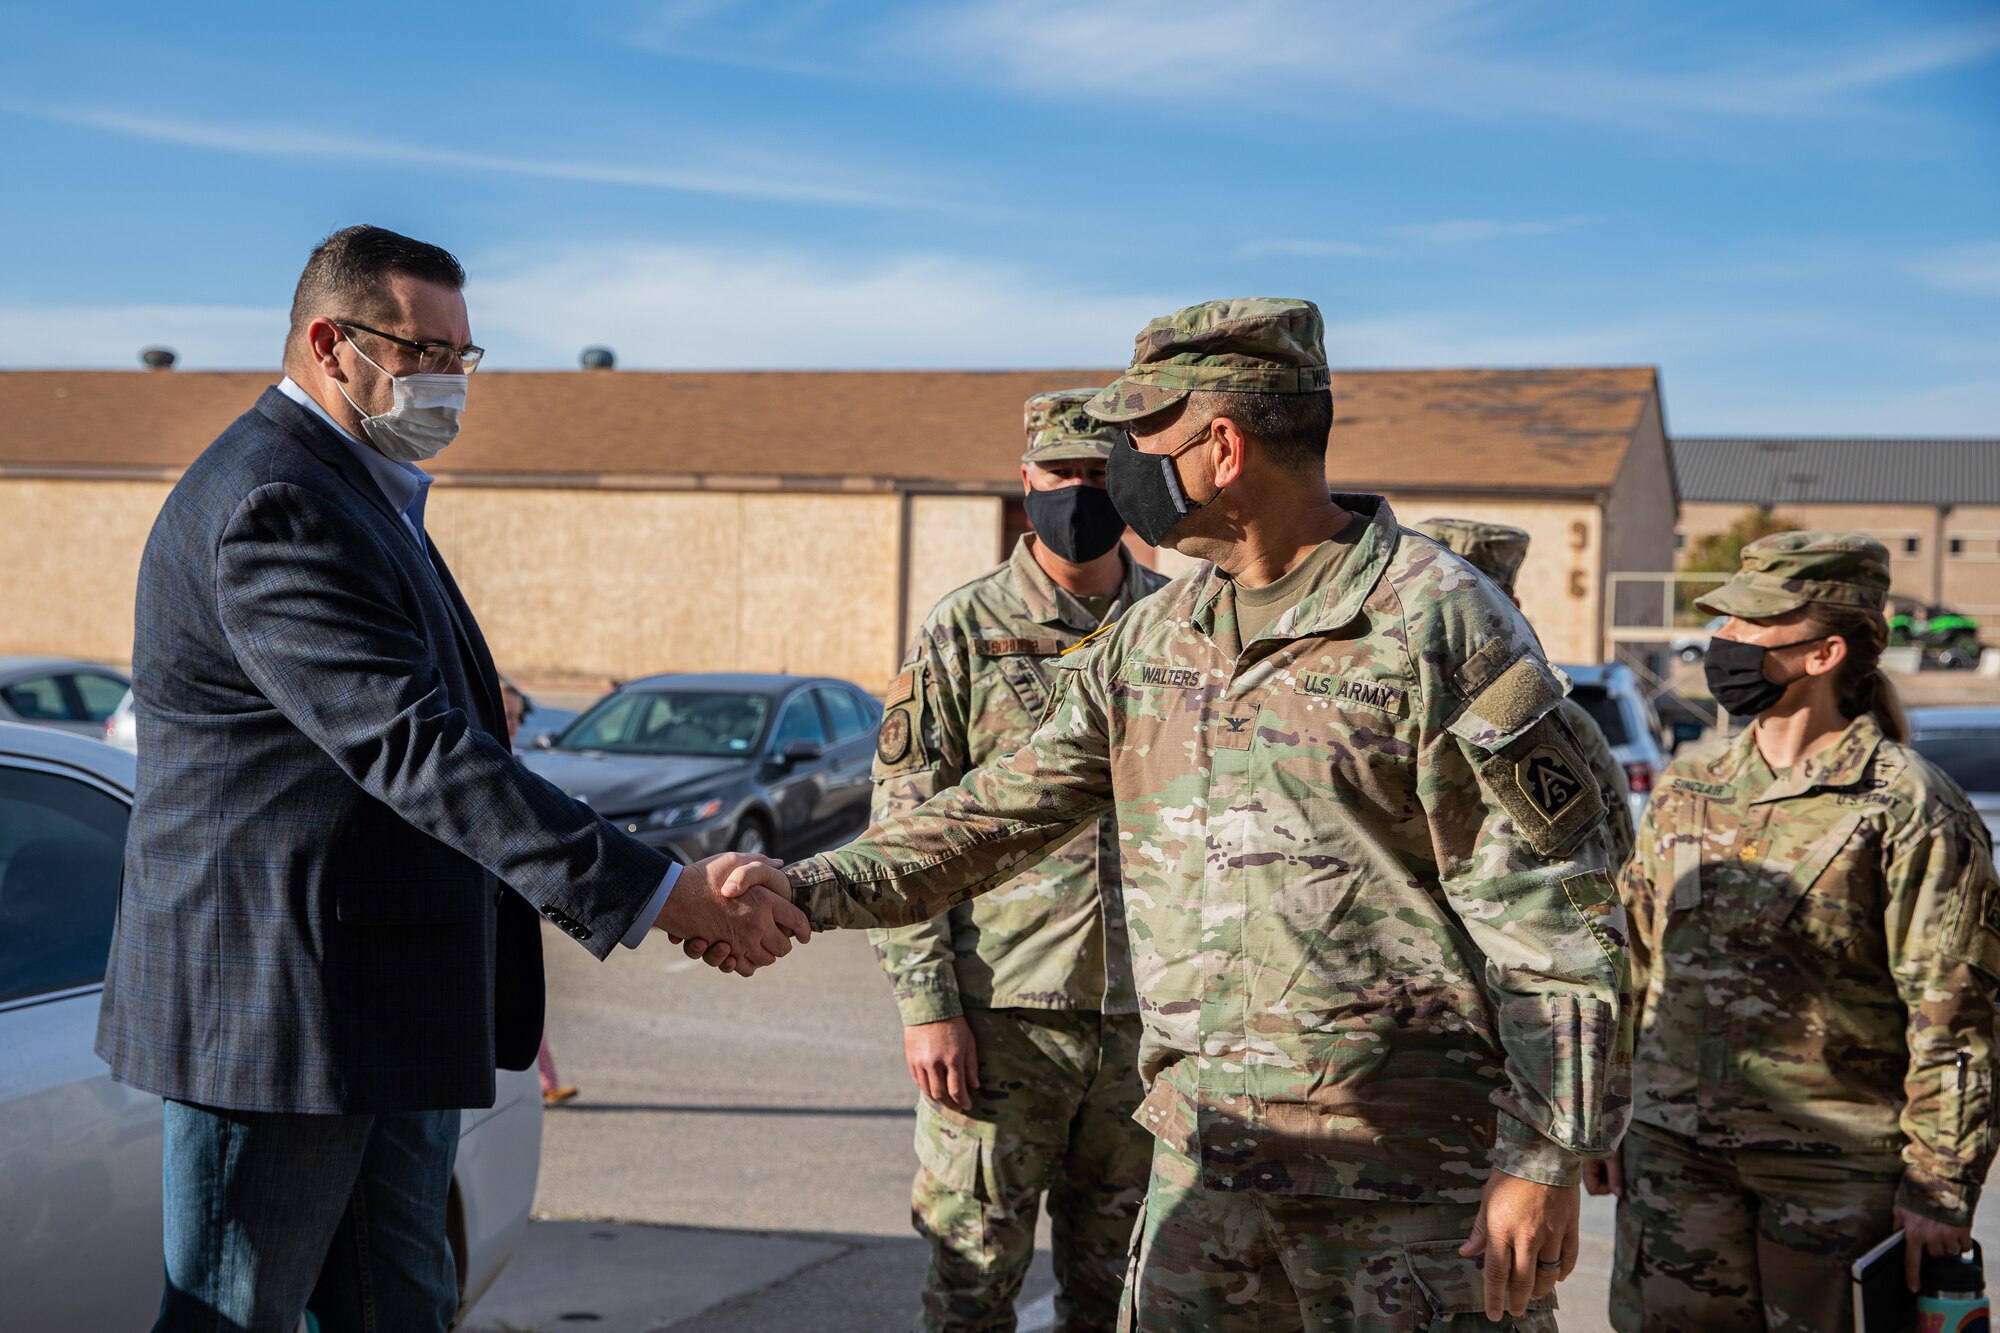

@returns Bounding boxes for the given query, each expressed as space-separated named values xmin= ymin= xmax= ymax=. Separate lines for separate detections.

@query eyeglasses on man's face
xmin=335 ymin=320 xmax=484 ymax=374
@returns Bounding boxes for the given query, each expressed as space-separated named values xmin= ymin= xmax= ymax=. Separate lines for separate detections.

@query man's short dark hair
xmin=1189 ymin=388 xmax=1334 ymax=473
xmin=287 ymin=225 xmax=466 ymax=352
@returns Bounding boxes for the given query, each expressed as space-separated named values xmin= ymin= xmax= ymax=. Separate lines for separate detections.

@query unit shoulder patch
xmin=873 ymin=664 xmax=932 ymax=778
xmin=1517 ymin=743 xmax=1587 ymax=821
xmin=1476 ymin=713 xmax=1607 ymax=857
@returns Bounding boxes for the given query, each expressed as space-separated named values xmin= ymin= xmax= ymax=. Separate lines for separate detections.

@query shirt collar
xmin=1008 ymin=534 xmax=1150 ymax=632
xmin=1189 ymin=493 xmax=1395 ymax=643
xmin=277 ymin=376 xmax=430 ymax=524
xmin=1719 ymin=711 xmax=1885 ymax=803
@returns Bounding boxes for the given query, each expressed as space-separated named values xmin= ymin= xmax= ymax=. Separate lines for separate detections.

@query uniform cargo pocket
xmin=334 ymin=879 xmax=482 ymax=926
xmin=1403 ymin=1239 xmax=1557 ymax=1317
xmin=914 ymin=1106 xmax=996 ymax=1201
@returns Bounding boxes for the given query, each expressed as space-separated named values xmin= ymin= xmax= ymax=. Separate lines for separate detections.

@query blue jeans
xmin=154 ymin=1099 xmax=460 ymax=1333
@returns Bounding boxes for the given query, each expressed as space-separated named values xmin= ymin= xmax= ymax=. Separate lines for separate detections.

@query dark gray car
xmin=0 ymin=658 xmax=131 ymax=739
xmin=519 ymin=673 xmax=881 ymax=864
xmin=1908 ymin=706 xmax=2000 ymax=845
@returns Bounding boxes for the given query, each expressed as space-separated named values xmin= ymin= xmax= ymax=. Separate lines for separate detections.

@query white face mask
xmin=336 ymin=334 xmax=467 ymax=463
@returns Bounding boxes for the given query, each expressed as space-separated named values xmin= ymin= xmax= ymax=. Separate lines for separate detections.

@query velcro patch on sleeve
xmin=873 ymin=665 xmax=932 ymax=778
xmin=1449 ymin=643 xmax=1563 ymax=751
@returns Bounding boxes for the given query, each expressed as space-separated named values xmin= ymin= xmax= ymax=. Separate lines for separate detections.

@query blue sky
xmin=2 ymin=0 xmax=1994 ymax=433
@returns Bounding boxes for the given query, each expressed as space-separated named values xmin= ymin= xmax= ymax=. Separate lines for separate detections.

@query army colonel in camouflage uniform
xmin=871 ymin=390 xmax=1167 ymax=1332
xmin=1413 ymin=519 xmax=1636 ymax=869
xmin=1586 ymin=532 xmax=1999 ymax=1332
xmin=757 ymin=300 xmax=1630 ymax=1331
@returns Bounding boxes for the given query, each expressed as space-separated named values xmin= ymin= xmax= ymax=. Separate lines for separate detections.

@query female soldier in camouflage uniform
xmin=1585 ymin=532 xmax=2000 ymax=1332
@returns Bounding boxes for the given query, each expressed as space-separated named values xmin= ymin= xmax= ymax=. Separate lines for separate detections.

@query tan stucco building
xmin=1673 ymin=438 xmax=2000 ymax=641
xmin=0 ymin=365 xmax=1676 ymax=688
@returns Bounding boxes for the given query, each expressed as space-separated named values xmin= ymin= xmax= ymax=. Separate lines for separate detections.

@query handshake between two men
xmin=657 ymin=853 xmax=807 ymax=976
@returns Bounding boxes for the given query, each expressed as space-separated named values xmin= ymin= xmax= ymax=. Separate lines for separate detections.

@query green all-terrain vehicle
xmin=1888 ymin=600 xmax=1986 ymax=669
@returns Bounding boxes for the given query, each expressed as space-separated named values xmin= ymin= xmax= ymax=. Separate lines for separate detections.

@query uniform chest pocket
xmin=994 ymin=653 xmax=1057 ymax=720
xmin=1753 ymin=811 xmax=1871 ymax=947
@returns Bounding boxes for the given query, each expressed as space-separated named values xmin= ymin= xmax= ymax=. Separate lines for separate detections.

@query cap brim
xmin=1023 ymin=440 xmax=1114 ymax=463
xmin=1084 ymin=379 xmax=1189 ymax=424
xmin=1693 ymin=582 xmax=1808 ymax=619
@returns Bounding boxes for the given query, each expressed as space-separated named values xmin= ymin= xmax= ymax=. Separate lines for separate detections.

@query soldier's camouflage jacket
xmin=867 ymin=536 xmax=1167 ymax=1024
xmin=1561 ymin=697 xmax=1636 ymax=870
xmin=1625 ymin=713 xmax=2000 ymax=1223
xmin=791 ymin=496 xmax=1632 ymax=1203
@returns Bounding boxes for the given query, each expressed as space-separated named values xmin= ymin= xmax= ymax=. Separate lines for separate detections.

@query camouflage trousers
xmin=1610 ymin=1122 xmax=1903 ymax=1332
xmin=912 ymin=1008 xmax=1149 ymax=1333
xmin=1117 ymin=1139 xmax=1556 ymax=1333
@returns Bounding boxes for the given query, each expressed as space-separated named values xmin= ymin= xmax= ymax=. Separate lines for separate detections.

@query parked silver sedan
xmin=0 ymin=657 xmax=131 ymax=739
xmin=0 ymin=723 xmax=542 ymax=1328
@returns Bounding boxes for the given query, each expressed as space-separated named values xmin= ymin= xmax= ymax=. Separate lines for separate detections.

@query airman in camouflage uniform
xmin=872 ymin=389 xmax=1167 ymax=1332
xmin=780 ymin=300 xmax=1631 ymax=1331
xmin=1605 ymin=533 xmax=2000 ymax=1332
xmin=1414 ymin=518 xmax=1636 ymax=869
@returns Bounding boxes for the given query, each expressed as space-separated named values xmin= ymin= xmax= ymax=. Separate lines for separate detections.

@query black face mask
xmin=1703 ymin=634 xmax=1825 ymax=717
xmin=1106 ymin=429 xmax=1206 ymax=548
xmin=1023 ymin=483 xmax=1127 ymax=563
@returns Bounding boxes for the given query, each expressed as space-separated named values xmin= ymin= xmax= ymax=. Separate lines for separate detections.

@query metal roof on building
xmin=1673 ymin=437 xmax=2000 ymax=507
xmin=0 ymin=366 xmax=1662 ymax=496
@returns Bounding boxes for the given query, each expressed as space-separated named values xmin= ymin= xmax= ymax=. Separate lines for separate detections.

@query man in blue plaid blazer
xmin=97 ymin=225 xmax=810 ymax=1333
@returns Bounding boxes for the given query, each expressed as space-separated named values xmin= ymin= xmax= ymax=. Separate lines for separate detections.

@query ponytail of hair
xmin=1804 ymin=603 xmax=1909 ymax=744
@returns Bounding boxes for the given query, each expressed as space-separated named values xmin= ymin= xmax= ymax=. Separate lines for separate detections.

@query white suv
xmin=1557 ymin=662 xmax=1669 ymax=824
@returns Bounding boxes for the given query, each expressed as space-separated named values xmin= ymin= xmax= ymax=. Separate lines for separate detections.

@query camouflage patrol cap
xmin=1022 ymin=388 xmax=1121 ymax=463
xmin=1415 ymin=517 xmax=1531 ymax=595
xmin=1694 ymin=530 xmax=1892 ymax=619
xmin=1084 ymin=298 xmax=1330 ymax=424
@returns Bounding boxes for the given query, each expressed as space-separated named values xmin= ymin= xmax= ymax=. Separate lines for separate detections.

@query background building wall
xmin=0 ymin=478 xmax=1012 ymax=691
xmin=428 ymin=487 xmax=909 ymax=687
xmin=1386 ymin=495 xmax=1605 ymax=663
xmin=900 ymin=495 xmax=1005 ymax=667
xmin=0 ymin=478 xmax=169 ymax=663
xmin=1941 ymin=504 xmax=2000 ymax=626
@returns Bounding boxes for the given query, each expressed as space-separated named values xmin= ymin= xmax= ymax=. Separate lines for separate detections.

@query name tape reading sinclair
xmin=1295 ymin=672 xmax=1406 ymax=715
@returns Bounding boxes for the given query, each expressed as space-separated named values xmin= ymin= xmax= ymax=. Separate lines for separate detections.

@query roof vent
xmin=141 ymin=347 xmax=177 ymax=371
xmin=580 ymin=346 xmax=616 ymax=371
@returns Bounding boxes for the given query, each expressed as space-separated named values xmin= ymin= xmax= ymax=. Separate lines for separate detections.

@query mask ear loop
xmin=329 ymin=328 xmax=397 ymax=426
xmin=1157 ymin=420 xmax=1216 ymax=516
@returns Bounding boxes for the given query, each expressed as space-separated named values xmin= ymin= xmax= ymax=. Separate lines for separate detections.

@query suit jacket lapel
xmin=252 ymin=387 xmax=504 ymax=736
xmin=254 ymin=389 xmax=410 ymax=534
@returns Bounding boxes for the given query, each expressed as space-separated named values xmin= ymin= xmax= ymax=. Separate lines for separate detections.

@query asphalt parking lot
xmin=462 ymin=921 xmax=1621 ymax=1333
xmin=462 ymin=674 xmax=2000 ymax=1332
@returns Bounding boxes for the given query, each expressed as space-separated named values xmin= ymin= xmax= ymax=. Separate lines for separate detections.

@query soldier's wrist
xmin=895 ymin=985 xmax=964 ymax=1027
xmin=1489 ymin=1113 xmax=1584 ymax=1188
xmin=1896 ymin=1173 xmax=1977 ymax=1229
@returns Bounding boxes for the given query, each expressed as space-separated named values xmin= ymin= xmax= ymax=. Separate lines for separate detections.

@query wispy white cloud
xmin=9 ymin=104 xmax=944 ymax=212
xmin=467 ymin=242 xmax=1170 ymax=369
xmin=1239 ymin=214 xmax=1595 ymax=259
xmin=1235 ymin=238 xmax=1383 ymax=259
xmin=1911 ymin=242 xmax=2000 ymax=299
xmin=1383 ymin=215 xmax=1598 ymax=244
xmin=904 ymin=0 xmax=2000 ymax=124
xmin=0 ymin=304 xmax=285 ymax=369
